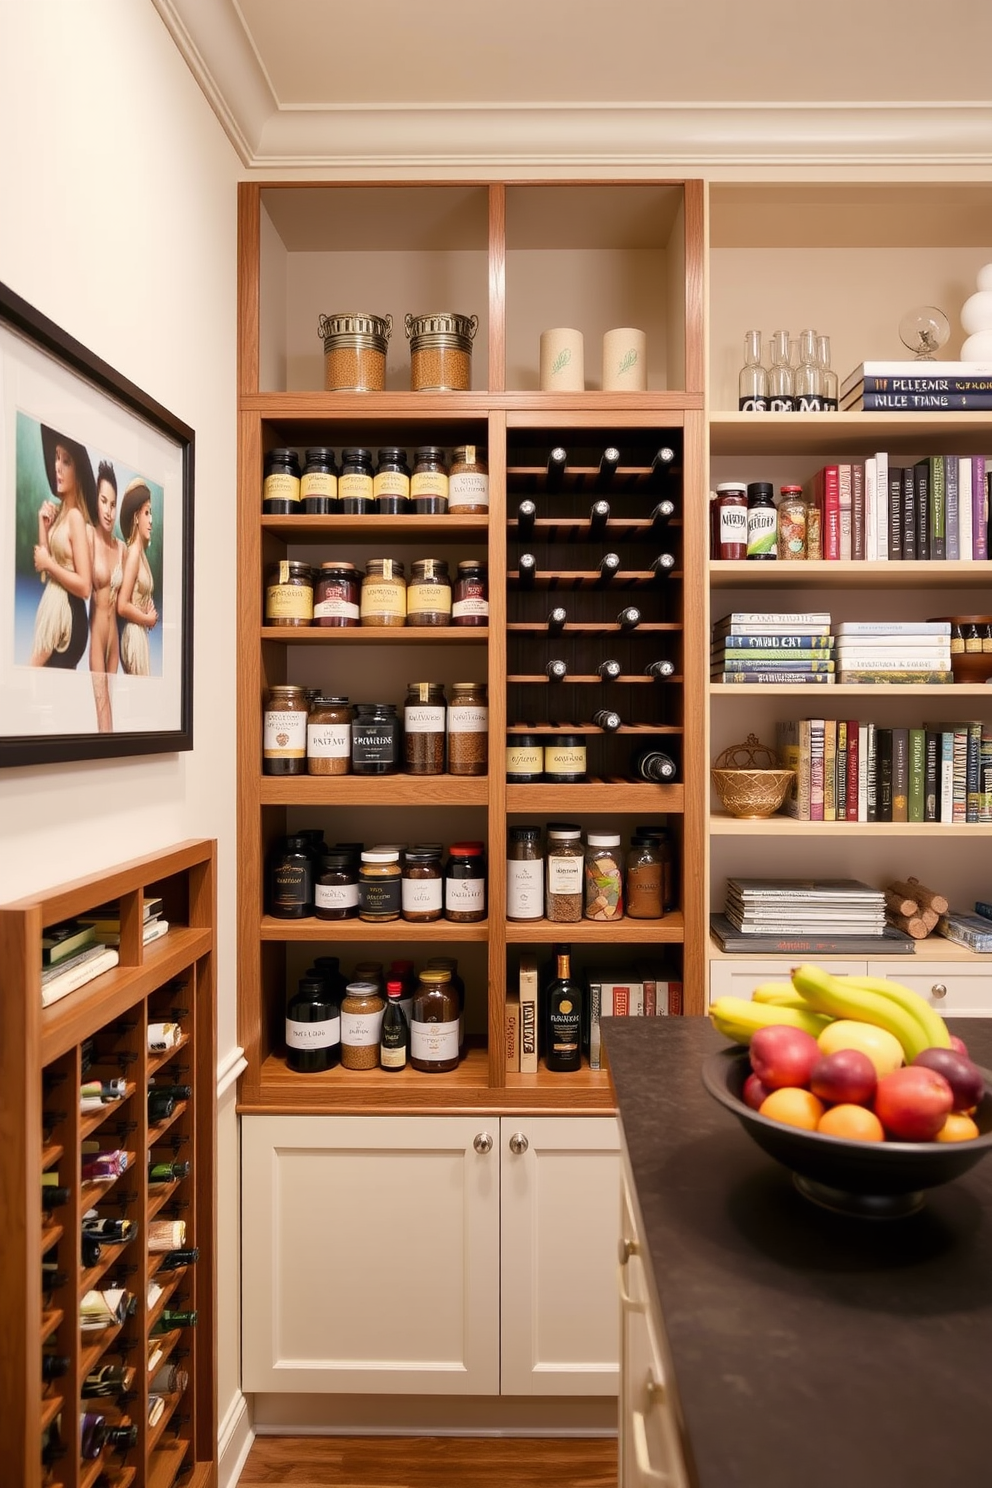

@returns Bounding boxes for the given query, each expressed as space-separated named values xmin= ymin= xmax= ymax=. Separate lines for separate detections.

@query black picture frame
xmin=0 ymin=279 xmax=194 ymax=765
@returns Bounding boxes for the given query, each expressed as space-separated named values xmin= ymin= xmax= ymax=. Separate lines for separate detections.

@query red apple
xmin=749 ymin=1025 xmax=821 ymax=1091
xmin=743 ymin=1072 xmax=773 ymax=1111
xmin=950 ymin=1034 xmax=971 ymax=1058
xmin=874 ymin=1066 xmax=954 ymax=1142
xmin=912 ymin=1048 xmax=985 ymax=1113
xmin=809 ymin=1049 xmax=877 ymax=1107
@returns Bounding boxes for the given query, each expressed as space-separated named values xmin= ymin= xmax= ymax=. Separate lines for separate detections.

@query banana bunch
xmin=709 ymin=994 xmax=829 ymax=1045
xmin=790 ymin=963 xmax=951 ymax=1062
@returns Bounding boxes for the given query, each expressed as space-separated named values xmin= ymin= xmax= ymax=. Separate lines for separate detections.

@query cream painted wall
xmin=0 ymin=0 xmax=244 ymax=1468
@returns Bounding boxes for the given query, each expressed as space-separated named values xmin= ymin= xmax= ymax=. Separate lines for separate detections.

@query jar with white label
xmin=263 ymin=685 xmax=309 ymax=775
xmin=340 ymin=981 xmax=386 ymax=1070
xmin=401 ymin=849 xmax=443 ymax=923
xmin=410 ymin=968 xmax=460 ymax=1072
xmin=444 ymin=842 xmax=487 ymax=923
xmin=285 ymin=972 xmax=340 ymax=1073
xmin=307 ymin=696 xmax=352 ymax=776
xmin=404 ymin=682 xmax=446 ymax=774
xmin=315 ymin=852 xmax=359 ymax=921
xmin=545 ymin=823 xmax=584 ymax=923
xmin=448 ymin=446 xmax=489 ymax=512
xmin=507 ymin=826 xmax=544 ymax=921
xmin=447 ymin=681 xmax=488 ymax=776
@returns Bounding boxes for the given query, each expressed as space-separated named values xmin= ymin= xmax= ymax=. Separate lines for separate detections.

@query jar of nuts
xmin=340 ymin=981 xmax=386 ymax=1070
xmin=405 ymin=311 xmax=478 ymax=392
xmin=318 ymin=312 xmax=392 ymax=392
xmin=447 ymin=682 xmax=488 ymax=776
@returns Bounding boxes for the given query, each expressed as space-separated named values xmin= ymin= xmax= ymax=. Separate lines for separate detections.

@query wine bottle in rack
xmin=650 ymin=553 xmax=676 ymax=578
xmin=41 ymin=1184 xmax=70 ymax=1211
xmin=650 ymin=447 xmax=676 ymax=483
xmin=149 ymin=1160 xmax=191 ymax=1184
xmin=546 ymin=606 xmax=567 ymax=634
xmin=517 ymin=498 xmax=537 ymax=535
xmin=595 ymin=552 xmax=621 ymax=586
xmin=649 ymin=498 xmax=676 ymax=531
xmin=149 ymin=1362 xmax=189 ymax=1394
xmin=632 ymin=747 xmax=677 ymax=782
xmin=82 ymin=1363 xmax=136 ymax=1398
xmin=81 ymin=1414 xmax=139 ymax=1457
xmin=546 ymin=447 xmax=567 ymax=489
xmin=157 ymin=1246 xmax=200 ymax=1272
xmin=81 ymin=1216 xmax=135 ymax=1243
xmin=518 ymin=553 xmax=537 ymax=588
xmin=42 ymin=1354 xmax=71 ymax=1382
xmin=592 ymin=708 xmax=622 ymax=733
xmin=588 ymin=500 xmax=610 ymax=536
xmin=617 ymin=606 xmax=642 ymax=633
xmin=597 ymin=659 xmax=622 ymax=681
xmin=147 ymin=1089 xmax=175 ymax=1123
xmin=644 ymin=659 xmax=675 ymax=680
xmin=545 ymin=659 xmax=568 ymax=682
xmin=151 ymin=1308 xmax=197 ymax=1336
xmin=81 ymin=1234 xmax=101 ymax=1268
xmin=596 ymin=446 xmax=621 ymax=490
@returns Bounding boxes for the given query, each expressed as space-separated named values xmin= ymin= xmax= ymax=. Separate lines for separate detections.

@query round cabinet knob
xmin=509 ymin=1132 xmax=529 ymax=1155
xmin=473 ymin=1133 xmax=493 ymax=1154
xmin=618 ymin=1237 xmax=638 ymax=1265
xmin=644 ymin=1370 xmax=665 ymax=1404
xmin=930 ymin=983 xmax=948 ymax=1000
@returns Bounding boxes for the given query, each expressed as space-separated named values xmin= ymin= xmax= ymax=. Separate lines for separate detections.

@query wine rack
xmin=0 ymin=841 xmax=216 ymax=1488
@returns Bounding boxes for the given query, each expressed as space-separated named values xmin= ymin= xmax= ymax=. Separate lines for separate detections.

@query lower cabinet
xmin=709 ymin=956 xmax=992 ymax=1015
xmin=241 ymin=1113 xmax=620 ymax=1398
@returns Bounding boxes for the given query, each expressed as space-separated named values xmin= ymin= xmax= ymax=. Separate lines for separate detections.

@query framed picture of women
xmin=0 ymin=280 xmax=193 ymax=766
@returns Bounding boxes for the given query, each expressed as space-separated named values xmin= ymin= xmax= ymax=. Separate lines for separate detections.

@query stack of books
xmin=834 ymin=620 xmax=952 ymax=683
xmin=42 ymin=920 xmax=119 ymax=1009
xmin=716 ymin=878 xmax=896 ymax=954
xmin=78 ymin=896 xmax=168 ymax=947
xmin=840 ymin=361 xmax=992 ymax=413
xmin=588 ymin=963 xmax=683 ymax=1070
xmin=711 ymin=611 xmax=834 ymax=685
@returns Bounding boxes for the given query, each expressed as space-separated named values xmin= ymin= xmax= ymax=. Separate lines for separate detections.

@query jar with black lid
xmin=444 ymin=842 xmax=487 ymax=923
xmin=338 ymin=447 xmax=375 ymax=513
xmin=263 ymin=685 xmax=309 ymax=775
xmin=267 ymin=835 xmax=314 ymax=919
xmin=314 ymin=562 xmax=360 ymax=628
xmin=265 ymin=560 xmax=314 ymax=627
xmin=404 ymin=682 xmax=446 ymax=774
xmin=351 ymin=703 xmax=401 ymax=774
xmin=401 ymin=849 xmax=443 ymax=923
xmin=506 ymin=734 xmax=543 ymax=782
xmin=301 ymin=448 xmax=338 ymax=514
xmin=544 ymin=735 xmax=587 ymax=783
xmin=374 ymin=448 xmax=411 ymax=514
xmin=407 ymin=558 xmax=452 ymax=627
xmin=262 ymin=448 xmax=302 ymax=513
xmin=285 ymin=972 xmax=340 ymax=1073
xmin=411 ymin=446 xmax=449 ymax=513
xmin=315 ymin=852 xmax=359 ymax=920
xmin=358 ymin=849 xmax=402 ymax=922
xmin=452 ymin=560 xmax=488 ymax=626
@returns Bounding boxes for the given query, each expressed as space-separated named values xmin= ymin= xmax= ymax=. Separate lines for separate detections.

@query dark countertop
xmin=603 ymin=1016 xmax=992 ymax=1488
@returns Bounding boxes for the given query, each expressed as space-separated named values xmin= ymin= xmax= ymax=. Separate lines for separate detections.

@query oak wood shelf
xmin=710 ymin=559 xmax=992 ymax=590
xmin=710 ymin=814 xmax=992 ymax=836
xmin=504 ymin=916 xmax=684 ymax=944
xmin=711 ymin=682 xmax=992 ymax=696
xmin=259 ymin=776 xmax=488 ymax=807
xmin=261 ymin=627 xmax=489 ymax=644
xmin=259 ymin=916 xmax=490 ymax=943
xmin=506 ymin=781 xmax=684 ymax=812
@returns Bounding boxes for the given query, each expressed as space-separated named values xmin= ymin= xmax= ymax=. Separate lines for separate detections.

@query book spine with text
xmin=875 ymin=451 xmax=888 ymax=561
xmin=851 ymin=461 xmax=866 ymax=561
xmin=864 ymin=457 xmax=876 ymax=560
xmin=716 ymin=672 xmax=835 ymax=684
xmin=973 ymin=456 xmax=988 ymax=560
xmin=891 ymin=726 xmax=909 ymax=823
xmin=823 ymin=718 xmax=837 ymax=822
xmin=966 ymin=720 xmax=981 ymax=823
xmin=928 ymin=455 xmax=946 ymax=560
xmin=924 ymin=730 xmax=939 ymax=821
xmin=945 ymin=455 xmax=959 ymax=560
xmin=875 ymin=727 xmax=893 ymax=822
xmin=914 ymin=460 xmax=929 ymax=559
xmin=901 ymin=463 xmax=916 ymax=560
xmin=907 ymin=728 xmax=926 ymax=824
xmin=981 ymin=725 xmax=992 ymax=822
xmin=838 ymin=463 xmax=853 ymax=560
xmin=835 ymin=719 xmax=848 ymax=820
xmin=844 ymin=390 xmax=992 ymax=410
xmin=959 ymin=456 xmax=973 ymax=559
xmin=855 ymin=372 xmax=992 ymax=393
xmin=865 ymin=723 xmax=878 ymax=822
xmin=809 ymin=719 xmax=825 ymax=822
xmin=717 ymin=634 xmax=833 ymax=649
xmin=939 ymin=732 xmax=955 ymax=823
xmin=888 ymin=465 xmax=903 ymax=560
xmin=856 ymin=723 xmax=868 ymax=821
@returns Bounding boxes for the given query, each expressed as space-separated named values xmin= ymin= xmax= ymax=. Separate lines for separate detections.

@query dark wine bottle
xmin=588 ymin=500 xmax=610 ymax=537
xmin=82 ymin=1362 xmax=135 ymax=1398
xmin=545 ymin=944 xmax=583 ymax=1073
xmin=147 ymin=1090 xmax=175 ymax=1123
xmin=517 ymin=498 xmax=537 ymax=535
xmin=81 ymin=1413 xmax=138 ymax=1457
xmin=285 ymin=971 xmax=340 ymax=1074
xmin=546 ymin=446 xmax=567 ymax=489
xmin=650 ymin=446 xmax=676 ymax=481
xmin=157 ymin=1246 xmax=200 ymax=1272
xmin=379 ymin=980 xmax=409 ymax=1072
xmin=42 ymin=1353 xmax=71 ymax=1381
xmin=41 ymin=1184 xmax=71 ymax=1210
xmin=148 ymin=1160 xmax=191 ymax=1184
xmin=518 ymin=553 xmax=537 ymax=588
xmin=595 ymin=552 xmax=621 ymax=586
xmin=644 ymin=659 xmax=675 ymax=680
xmin=81 ymin=1216 xmax=134 ymax=1243
xmin=41 ymin=1264 xmax=68 ymax=1292
xmin=596 ymin=446 xmax=621 ymax=490
xmin=545 ymin=659 xmax=568 ymax=682
xmin=592 ymin=708 xmax=622 ymax=733
xmin=81 ymin=1234 xmax=101 ymax=1267
xmin=649 ymin=498 xmax=676 ymax=530
xmin=650 ymin=552 xmax=676 ymax=578
xmin=597 ymin=659 xmax=622 ymax=681
xmin=546 ymin=606 xmax=567 ymax=635
xmin=151 ymin=1308 xmax=197 ymax=1336
xmin=617 ymin=606 xmax=642 ymax=633
xmin=632 ymin=747 xmax=677 ymax=782
xmin=149 ymin=1083 xmax=192 ymax=1102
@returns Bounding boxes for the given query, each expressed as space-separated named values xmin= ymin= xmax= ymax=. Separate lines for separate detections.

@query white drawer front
xmin=872 ymin=962 xmax=992 ymax=1017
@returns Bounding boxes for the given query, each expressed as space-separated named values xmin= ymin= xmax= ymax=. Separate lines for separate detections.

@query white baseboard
xmin=218 ymin=1391 xmax=254 ymax=1488
xmin=250 ymin=1393 xmax=618 ymax=1436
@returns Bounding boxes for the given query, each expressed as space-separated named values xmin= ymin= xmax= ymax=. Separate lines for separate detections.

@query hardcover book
xmin=888 ymin=464 xmax=903 ymax=560
xmin=841 ymin=360 xmax=992 ymax=395
xmin=959 ymin=455 xmax=973 ymax=559
xmin=891 ymin=727 xmax=909 ymax=823
xmin=875 ymin=451 xmax=888 ymax=561
xmin=875 ymin=727 xmax=893 ymax=822
xmin=845 ymin=719 xmax=859 ymax=822
xmin=973 ymin=455 xmax=988 ymax=560
xmin=840 ymin=390 xmax=992 ymax=411
xmin=914 ymin=460 xmax=929 ymax=558
xmin=823 ymin=717 xmax=838 ymax=822
xmin=518 ymin=954 xmax=538 ymax=1074
xmin=901 ymin=463 xmax=917 ymax=560
xmin=838 ymin=463 xmax=853 ymax=560
xmin=945 ymin=454 xmax=959 ymax=560
xmin=714 ymin=633 xmax=834 ymax=649
xmin=927 ymin=455 xmax=946 ymax=560
xmin=709 ymin=914 xmax=915 ymax=956
xmin=715 ymin=672 xmax=835 ymax=684
xmin=714 ymin=611 xmax=832 ymax=631
xmin=851 ymin=461 xmax=866 ymax=561
xmin=907 ymin=728 xmax=926 ymax=824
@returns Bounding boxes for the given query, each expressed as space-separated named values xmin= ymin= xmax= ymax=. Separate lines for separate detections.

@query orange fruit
xmin=816 ymin=1103 xmax=885 ymax=1142
xmin=935 ymin=1112 xmax=980 ymax=1143
xmin=758 ymin=1086 xmax=824 ymax=1131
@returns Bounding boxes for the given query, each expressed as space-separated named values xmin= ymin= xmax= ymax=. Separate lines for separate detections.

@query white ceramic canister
xmin=540 ymin=328 xmax=585 ymax=392
xmin=602 ymin=327 xmax=647 ymax=391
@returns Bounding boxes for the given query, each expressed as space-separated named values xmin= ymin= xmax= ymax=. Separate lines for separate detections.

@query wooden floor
xmin=238 ymin=1435 xmax=618 ymax=1487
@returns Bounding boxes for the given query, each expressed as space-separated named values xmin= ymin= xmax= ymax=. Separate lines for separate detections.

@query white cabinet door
xmin=499 ymin=1115 xmax=621 ymax=1397
xmin=241 ymin=1114 xmax=500 ymax=1395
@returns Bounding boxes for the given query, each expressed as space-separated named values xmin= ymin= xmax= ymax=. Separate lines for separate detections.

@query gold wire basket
xmin=711 ymin=734 xmax=794 ymax=819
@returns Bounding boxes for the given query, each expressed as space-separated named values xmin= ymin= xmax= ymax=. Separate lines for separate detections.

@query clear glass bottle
xmin=794 ymin=328 xmax=822 ymax=412
xmin=816 ymin=334 xmax=839 ymax=412
xmin=767 ymin=330 xmax=794 ymax=412
xmin=738 ymin=329 xmax=768 ymax=411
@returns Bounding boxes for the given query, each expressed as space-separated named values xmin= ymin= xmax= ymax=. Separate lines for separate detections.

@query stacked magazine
xmin=716 ymin=877 xmax=896 ymax=953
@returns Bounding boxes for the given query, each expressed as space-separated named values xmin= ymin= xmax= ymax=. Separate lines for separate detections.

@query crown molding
xmin=152 ymin=2 xmax=992 ymax=171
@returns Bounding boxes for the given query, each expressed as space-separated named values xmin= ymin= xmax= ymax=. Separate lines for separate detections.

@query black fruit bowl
xmin=702 ymin=1045 xmax=992 ymax=1218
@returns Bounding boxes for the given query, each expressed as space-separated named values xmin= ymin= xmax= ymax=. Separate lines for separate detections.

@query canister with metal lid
xmin=405 ymin=311 xmax=478 ymax=392
xmin=317 ymin=312 xmax=392 ymax=392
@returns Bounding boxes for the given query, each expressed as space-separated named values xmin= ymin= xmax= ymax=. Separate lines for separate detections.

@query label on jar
xmin=315 ymin=881 xmax=358 ymax=911
xmin=301 ymin=471 xmax=337 ymax=500
xmin=548 ymin=856 xmax=583 ymax=894
xmin=373 ymin=470 xmax=410 ymax=500
xmin=403 ymin=877 xmax=443 ymax=914
xmin=448 ymin=706 xmax=488 ymax=734
xmin=411 ymin=1019 xmax=459 ymax=1061
xmin=339 ymin=473 xmax=373 ymax=502
xmin=746 ymin=506 xmax=777 ymax=557
xmin=452 ymin=593 xmax=489 ymax=619
xmin=359 ymin=877 xmax=402 ymax=916
xmin=408 ymin=582 xmax=453 ymax=617
xmin=507 ymin=860 xmax=544 ymax=919
xmin=506 ymin=744 xmax=542 ymax=776
xmin=445 ymin=877 xmax=485 ymax=914
xmin=308 ymin=722 xmax=350 ymax=758
xmin=544 ymin=744 xmax=586 ymax=776
xmin=718 ymin=505 xmax=748 ymax=545
xmin=404 ymin=705 xmax=445 ymax=733
xmin=266 ymin=584 xmax=313 ymax=621
xmin=360 ymin=582 xmax=406 ymax=619
xmin=341 ymin=1008 xmax=384 ymax=1046
xmin=264 ymin=710 xmax=307 ymax=759
xmin=314 ymin=593 xmax=360 ymax=621
xmin=263 ymin=472 xmax=301 ymax=504
xmin=380 ymin=1044 xmax=407 ymax=1070
xmin=285 ymin=1015 xmax=340 ymax=1049
xmin=448 ymin=473 xmax=489 ymax=510
xmin=352 ymin=724 xmax=399 ymax=766
xmin=411 ymin=472 xmax=449 ymax=500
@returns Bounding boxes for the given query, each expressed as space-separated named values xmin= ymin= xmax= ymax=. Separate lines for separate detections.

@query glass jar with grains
xmin=265 ymin=560 xmax=313 ymax=627
xmin=306 ymin=696 xmax=352 ymax=776
xmin=360 ymin=559 xmax=406 ymax=627
xmin=339 ymin=981 xmax=386 ymax=1070
xmin=401 ymin=849 xmax=443 ymax=923
xmin=447 ymin=682 xmax=488 ymax=776
xmin=263 ymin=685 xmax=308 ymax=776
xmin=448 ymin=446 xmax=489 ymax=512
xmin=545 ymin=823 xmax=584 ymax=923
xmin=584 ymin=832 xmax=624 ymax=921
xmin=403 ymin=682 xmax=446 ymax=775
xmin=407 ymin=558 xmax=452 ymax=626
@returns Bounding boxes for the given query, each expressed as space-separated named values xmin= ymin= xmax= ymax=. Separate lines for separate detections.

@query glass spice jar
xmin=373 ymin=448 xmax=411 ymax=514
xmin=410 ymin=968 xmax=460 ymax=1072
xmin=444 ymin=842 xmax=487 ymax=923
xmin=506 ymin=734 xmax=543 ymax=783
xmin=545 ymin=824 xmax=584 ymax=924
xmin=543 ymin=735 xmax=587 ymax=783
xmin=358 ymin=849 xmax=402 ymax=922
xmin=401 ymin=849 xmax=443 ymax=923
xmin=315 ymin=851 xmax=359 ymax=920
xmin=403 ymin=682 xmax=446 ymax=774
xmin=447 ymin=682 xmax=488 ymax=776
xmin=777 ymin=486 xmax=807 ymax=560
xmin=339 ymin=981 xmax=386 ymax=1071
xmin=410 ymin=446 xmax=449 ymax=514
xmin=360 ymin=559 xmax=406 ymax=626
xmin=339 ymin=447 xmax=375 ymax=513
xmin=267 ymin=835 xmax=314 ymax=919
xmin=507 ymin=826 xmax=544 ymax=922
xmin=715 ymin=482 xmax=748 ymax=560
xmin=452 ymin=560 xmax=488 ymax=626
xmin=407 ymin=557 xmax=452 ymax=626
xmin=314 ymin=561 xmax=360 ymax=627
xmin=262 ymin=448 xmax=302 ymax=513
xmin=265 ymin=560 xmax=314 ymax=627
xmin=624 ymin=836 xmax=664 ymax=920
xmin=448 ymin=445 xmax=489 ymax=512
xmin=351 ymin=702 xmax=401 ymax=774
xmin=263 ymin=685 xmax=309 ymax=775
xmin=301 ymin=448 xmax=338 ymax=514
xmin=584 ymin=833 xmax=624 ymax=921
xmin=306 ymin=696 xmax=352 ymax=776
